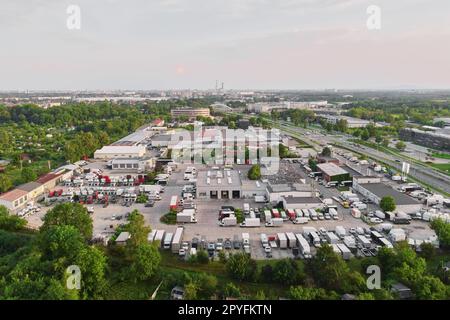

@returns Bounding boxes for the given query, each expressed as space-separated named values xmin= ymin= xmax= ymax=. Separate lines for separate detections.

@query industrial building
xmin=94 ymin=145 xmax=147 ymax=159
xmin=196 ymin=170 xmax=242 ymax=200
xmin=399 ymin=128 xmax=450 ymax=151
xmin=108 ymin=158 xmax=155 ymax=172
xmin=266 ymin=183 xmax=316 ymax=203
xmin=151 ymin=134 xmax=172 ymax=147
xmin=352 ymin=179 xmax=422 ymax=214
xmin=0 ymin=182 xmax=44 ymax=211
xmin=171 ymin=108 xmax=211 ymax=120
xmin=317 ymin=163 xmax=350 ymax=182
xmin=320 ymin=115 xmax=379 ymax=128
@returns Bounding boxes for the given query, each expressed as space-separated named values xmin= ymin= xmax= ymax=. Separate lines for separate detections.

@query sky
xmin=1 ymin=0 xmax=450 ymax=90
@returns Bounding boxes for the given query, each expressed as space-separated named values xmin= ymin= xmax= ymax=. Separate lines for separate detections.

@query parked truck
xmin=265 ymin=217 xmax=283 ymax=227
xmin=169 ymin=195 xmax=178 ymax=210
xmin=264 ymin=210 xmax=272 ymax=222
xmin=295 ymin=233 xmax=311 ymax=258
xmin=177 ymin=209 xmax=197 ymax=223
xmin=336 ymin=243 xmax=352 ymax=260
xmin=335 ymin=226 xmax=346 ymax=239
xmin=293 ymin=217 xmax=308 ymax=224
xmin=154 ymin=230 xmax=165 ymax=246
xmin=171 ymin=227 xmax=184 ymax=253
xmin=277 ymin=233 xmax=288 ymax=249
xmin=326 ymin=232 xmax=340 ymax=244
xmin=242 ymin=233 xmax=250 ymax=250
xmin=285 ymin=232 xmax=297 ymax=248
xmin=163 ymin=232 xmax=173 ymax=250
xmin=240 ymin=218 xmax=260 ymax=228
xmin=219 ymin=216 xmax=237 ymax=227
xmin=260 ymin=233 xmax=268 ymax=246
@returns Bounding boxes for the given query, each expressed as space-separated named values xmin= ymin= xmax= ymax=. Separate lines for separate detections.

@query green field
xmin=430 ymin=163 xmax=450 ymax=175
xmin=432 ymin=153 xmax=450 ymax=160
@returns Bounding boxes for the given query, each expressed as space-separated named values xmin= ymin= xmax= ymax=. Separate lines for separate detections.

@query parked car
xmin=224 ymin=239 xmax=232 ymax=250
xmin=145 ymin=200 xmax=155 ymax=207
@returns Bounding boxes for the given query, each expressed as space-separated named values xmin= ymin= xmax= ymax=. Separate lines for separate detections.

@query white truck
xmin=260 ymin=233 xmax=268 ymax=246
xmin=171 ymin=227 xmax=184 ymax=253
xmin=335 ymin=226 xmax=346 ymax=239
xmin=177 ymin=209 xmax=197 ymax=223
xmin=243 ymin=203 xmax=250 ymax=214
xmin=374 ymin=210 xmax=386 ymax=219
xmin=352 ymin=202 xmax=367 ymax=210
xmin=154 ymin=230 xmax=165 ymax=246
xmin=240 ymin=218 xmax=260 ymax=228
xmin=343 ymin=235 xmax=356 ymax=249
xmin=277 ymin=233 xmax=288 ymax=249
xmin=264 ymin=210 xmax=272 ymax=222
xmin=357 ymin=235 xmax=371 ymax=248
xmin=295 ymin=233 xmax=311 ymax=258
xmin=293 ymin=217 xmax=308 ymax=224
xmin=326 ymin=232 xmax=340 ymax=244
xmin=242 ymin=233 xmax=250 ymax=251
xmin=285 ymin=232 xmax=297 ymax=248
xmin=309 ymin=231 xmax=321 ymax=247
xmin=302 ymin=226 xmax=317 ymax=238
xmin=309 ymin=209 xmax=318 ymax=221
xmin=329 ymin=208 xmax=338 ymax=220
xmin=336 ymin=243 xmax=352 ymax=260
xmin=265 ymin=217 xmax=283 ymax=227
xmin=147 ymin=230 xmax=156 ymax=242
xmin=163 ymin=232 xmax=173 ymax=250
xmin=295 ymin=209 xmax=303 ymax=218
xmin=219 ymin=216 xmax=237 ymax=227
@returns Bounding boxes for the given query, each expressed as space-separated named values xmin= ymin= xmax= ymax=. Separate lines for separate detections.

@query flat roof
xmin=0 ymin=189 xmax=28 ymax=202
xmin=359 ymin=183 xmax=421 ymax=205
xmin=283 ymin=196 xmax=322 ymax=204
xmin=16 ymin=182 xmax=43 ymax=192
xmin=95 ymin=145 xmax=146 ymax=154
xmin=37 ymin=173 xmax=63 ymax=184
xmin=317 ymin=163 xmax=348 ymax=176
xmin=196 ymin=170 xmax=242 ymax=188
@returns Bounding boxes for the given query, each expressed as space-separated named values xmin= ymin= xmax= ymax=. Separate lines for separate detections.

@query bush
xmin=196 ymin=249 xmax=209 ymax=264
xmin=0 ymin=205 xmax=27 ymax=231
xmin=223 ymin=283 xmax=241 ymax=298
xmin=247 ymin=164 xmax=261 ymax=180
xmin=160 ymin=210 xmax=177 ymax=225
xmin=380 ymin=196 xmax=396 ymax=212
xmin=226 ymin=252 xmax=257 ymax=281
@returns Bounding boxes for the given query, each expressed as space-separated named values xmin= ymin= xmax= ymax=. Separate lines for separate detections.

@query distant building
xmin=320 ymin=115 xmax=380 ymax=128
xmin=109 ymin=158 xmax=155 ymax=172
xmin=399 ymin=128 xmax=450 ymax=151
xmin=317 ymin=163 xmax=350 ymax=182
xmin=171 ymin=108 xmax=210 ymax=120
xmin=282 ymin=196 xmax=323 ymax=210
xmin=0 ymin=182 xmax=44 ymax=211
xmin=352 ymin=178 xmax=422 ymax=214
xmin=196 ymin=170 xmax=242 ymax=200
xmin=94 ymin=145 xmax=146 ymax=159
xmin=152 ymin=118 xmax=165 ymax=127
xmin=237 ymin=119 xmax=250 ymax=130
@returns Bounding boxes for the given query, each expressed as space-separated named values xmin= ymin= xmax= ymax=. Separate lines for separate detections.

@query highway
xmin=268 ymin=119 xmax=450 ymax=195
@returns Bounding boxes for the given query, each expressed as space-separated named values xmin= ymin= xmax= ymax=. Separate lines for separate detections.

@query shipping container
xmin=171 ymin=227 xmax=184 ymax=253
xmin=277 ymin=233 xmax=288 ymax=249
xmin=285 ymin=232 xmax=297 ymax=248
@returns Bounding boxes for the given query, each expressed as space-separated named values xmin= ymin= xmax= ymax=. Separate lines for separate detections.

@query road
xmin=268 ymin=119 xmax=450 ymax=195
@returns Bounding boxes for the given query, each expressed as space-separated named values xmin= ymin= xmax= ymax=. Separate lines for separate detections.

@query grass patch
xmin=430 ymin=163 xmax=450 ymax=176
xmin=431 ymin=153 xmax=450 ymax=160
xmin=160 ymin=210 xmax=177 ymax=225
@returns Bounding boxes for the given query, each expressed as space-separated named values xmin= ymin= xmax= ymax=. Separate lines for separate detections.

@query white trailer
xmin=260 ymin=233 xmax=268 ymax=246
xmin=302 ymin=226 xmax=317 ymax=237
xmin=301 ymin=209 xmax=310 ymax=218
xmin=163 ymin=232 xmax=173 ymax=249
xmin=329 ymin=208 xmax=338 ymax=220
xmin=277 ymin=233 xmax=288 ymax=249
xmin=240 ymin=218 xmax=260 ymax=228
xmin=308 ymin=209 xmax=318 ymax=221
xmin=295 ymin=209 xmax=303 ymax=218
xmin=309 ymin=231 xmax=321 ymax=247
xmin=326 ymin=232 xmax=340 ymax=244
xmin=154 ymin=230 xmax=165 ymax=246
xmin=177 ymin=209 xmax=197 ymax=223
xmin=171 ymin=227 xmax=184 ymax=253
xmin=265 ymin=217 xmax=283 ymax=227
xmin=293 ymin=217 xmax=308 ymax=224
xmin=295 ymin=233 xmax=311 ymax=257
xmin=374 ymin=210 xmax=386 ymax=219
xmin=169 ymin=195 xmax=178 ymax=210
xmin=357 ymin=235 xmax=371 ymax=248
xmin=147 ymin=230 xmax=156 ymax=242
xmin=243 ymin=203 xmax=250 ymax=214
xmin=285 ymin=232 xmax=297 ymax=248
xmin=219 ymin=216 xmax=237 ymax=227
xmin=337 ymin=243 xmax=352 ymax=260
xmin=343 ymin=235 xmax=356 ymax=249
xmin=331 ymin=244 xmax=341 ymax=255
xmin=264 ymin=210 xmax=272 ymax=222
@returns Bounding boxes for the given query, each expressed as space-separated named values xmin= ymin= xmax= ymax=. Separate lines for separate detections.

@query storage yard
xmin=15 ymin=124 xmax=448 ymax=261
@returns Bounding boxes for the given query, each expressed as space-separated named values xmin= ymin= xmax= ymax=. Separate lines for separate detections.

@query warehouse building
xmin=266 ymin=183 xmax=316 ymax=203
xmin=317 ymin=163 xmax=350 ymax=182
xmin=171 ymin=108 xmax=210 ymax=120
xmin=0 ymin=182 xmax=44 ymax=211
xmin=94 ymin=145 xmax=147 ymax=159
xmin=108 ymin=158 xmax=155 ymax=172
xmin=353 ymin=180 xmax=422 ymax=214
xmin=399 ymin=128 xmax=450 ymax=151
xmin=196 ymin=170 xmax=242 ymax=200
xmin=151 ymin=134 xmax=172 ymax=147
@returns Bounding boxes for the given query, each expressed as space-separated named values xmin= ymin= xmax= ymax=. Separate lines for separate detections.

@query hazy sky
xmin=1 ymin=0 xmax=450 ymax=90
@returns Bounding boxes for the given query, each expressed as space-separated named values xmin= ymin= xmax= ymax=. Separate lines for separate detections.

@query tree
xmin=321 ymin=147 xmax=332 ymax=157
xmin=380 ymin=196 xmax=396 ymax=212
xmin=395 ymin=141 xmax=406 ymax=151
xmin=419 ymin=242 xmax=436 ymax=260
xmin=335 ymin=119 xmax=348 ymax=133
xmin=184 ymin=281 xmax=199 ymax=300
xmin=197 ymin=274 xmax=218 ymax=298
xmin=21 ymin=167 xmax=37 ymax=183
xmin=130 ymin=243 xmax=161 ymax=281
xmin=223 ymin=283 xmax=241 ymax=298
xmin=308 ymin=158 xmax=318 ymax=171
xmin=247 ymin=164 xmax=261 ymax=180
xmin=0 ymin=205 xmax=27 ymax=231
xmin=42 ymin=203 xmax=93 ymax=240
xmin=195 ymin=249 xmax=209 ymax=264
xmin=360 ymin=129 xmax=370 ymax=141
xmin=272 ymin=259 xmax=305 ymax=285
xmin=38 ymin=225 xmax=84 ymax=261
xmin=125 ymin=210 xmax=151 ymax=248
xmin=75 ymin=246 xmax=108 ymax=299
xmin=289 ymin=286 xmax=334 ymax=300
xmin=382 ymin=138 xmax=390 ymax=147
xmin=430 ymin=218 xmax=450 ymax=248
xmin=226 ymin=252 xmax=257 ymax=281
xmin=0 ymin=175 xmax=13 ymax=193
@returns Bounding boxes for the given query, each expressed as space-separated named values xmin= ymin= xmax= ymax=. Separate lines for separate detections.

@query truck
xmin=295 ymin=233 xmax=311 ymax=258
xmin=285 ymin=232 xmax=297 ymax=248
xmin=219 ymin=216 xmax=237 ymax=227
xmin=240 ymin=218 xmax=260 ymax=228
xmin=280 ymin=210 xmax=288 ymax=221
xmin=265 ymin=217 xmax=283 ymax=227
xmin=271 ymin=209 xmax=280 ymax=218
xmin=357 ymin=235 xmax=371 ymax=248
xmin=163 ymin=232 xmax=173 ymax=249
xmin=169 ymin=196 xmax=178 ymax=210
xmin=277 ymin=233 xmax=288 ymax=249
xmin=352 ymin=202 xmax=367 ymax=210
xmin=177 ymin=209 xmax=197 ymax=223
xmin=171 ymin=227 xmax=184 ymax=253
xmin=242 ymin=233 xmax=250 ymax=248
xmin=326 ymin=232 xmax=340 ymax=244
xmin=260 ymin=233 xmax=269 ymax=246
xmin=243 ymin=203 xmax=250 ymax=214
xmin=374 ymin=210 xmax=386 ymax=220
xmin=287 ymin=209 xmax=296 ymax=220
xmin=309 ymin=209 xmax=318 ymax=221
xmin=264 ymin=210 xmax=272 ymax=222
xmin=293 ymin=217 xmax=308 ymax=224
xmin=154 ymin=230 xmax=165 ymax=246
xmin=302 ymin=226 xmax=317 ymax=237
xmin=329 ymin=208 xmax=339 ymax=220
xmin=295 ymin=209 xmax=303 ymax=218
xmin=335 ymin=226 xmax=346 ymax=239
xmin=309 ymin=231 xmax=321 ymax=247
xmin=343 ymin=235 xmax=356 ymax=249
xmin=336 ymin=243 xmax=352 ymax=260
xmin=351 ymin=208 xmax=361 ymax=218
xmin=147 ymin=230 xmax=156 ymax=242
